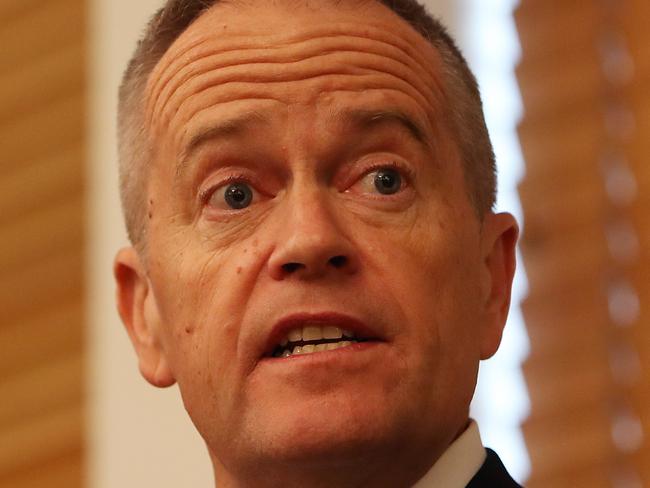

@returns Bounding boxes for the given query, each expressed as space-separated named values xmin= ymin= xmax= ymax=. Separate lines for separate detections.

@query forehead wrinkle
xmin=152 ymin=33 xmax=441 ymax=129
xmin=171 ymin=75 xmax=435 ymax=144
xmin=181 ymin=14 xmax=442 ymax=79
xmin=151 ymin=23 xmax=443 ymax=104
xmin=159 ymin=52 xmax=440 ymax=137
xmin=147 ymin=35 xmax=218 ymax=129
xmin=147 ymin=21 xmax=445 ymax=131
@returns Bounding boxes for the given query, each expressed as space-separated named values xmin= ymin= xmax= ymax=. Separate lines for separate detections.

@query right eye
xmin=207 ymin=181 xmax=258 ymax=210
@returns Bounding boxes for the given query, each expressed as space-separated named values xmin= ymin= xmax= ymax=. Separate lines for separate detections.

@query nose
xmin=267 ymin=191 xmax=358 ymax=281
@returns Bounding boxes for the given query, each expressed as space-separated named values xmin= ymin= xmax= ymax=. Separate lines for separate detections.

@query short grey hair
xmin=118 ymin=0 xmax=496 ymax=248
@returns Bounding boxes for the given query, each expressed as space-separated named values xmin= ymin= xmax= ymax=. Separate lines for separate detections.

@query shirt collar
xmin=411 ymin=420 xmax=486 ymax=488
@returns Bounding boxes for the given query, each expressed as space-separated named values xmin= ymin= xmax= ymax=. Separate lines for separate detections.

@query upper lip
xmin=261 ymin=311 xmax=382 ymax=358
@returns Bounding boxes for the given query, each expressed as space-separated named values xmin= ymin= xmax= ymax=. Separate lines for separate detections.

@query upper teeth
xmin=271 ymin=325 xmax=363 ymax=358
xmin=282 ymin=325 xmax=355 ymax=346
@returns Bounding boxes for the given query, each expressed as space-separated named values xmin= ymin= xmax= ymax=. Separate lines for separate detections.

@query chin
xmin=237 ymin=396 xmax=414 ymax=467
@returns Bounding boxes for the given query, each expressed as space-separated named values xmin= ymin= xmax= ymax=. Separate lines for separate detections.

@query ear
xmin=114 ymin=247 xmax=176 ymax=388
xmin=478 ymin=212 xmax=519 ymax=360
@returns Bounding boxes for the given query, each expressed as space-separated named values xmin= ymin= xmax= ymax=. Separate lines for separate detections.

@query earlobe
xmin=114 ymin=247 xmax=176 ymax=388
xmin=479 ymin=213 xmax=519 ymax=360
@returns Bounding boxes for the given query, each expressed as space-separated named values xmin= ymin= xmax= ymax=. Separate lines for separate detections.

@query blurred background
xmin=0 ymin=0 xmax=647 ymax=486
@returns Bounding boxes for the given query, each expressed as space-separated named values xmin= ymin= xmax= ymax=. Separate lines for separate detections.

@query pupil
xmin=224 ymin=183 xmax=253 ymax=209
xmin=374 ymin=169 xmax=401 ymax=195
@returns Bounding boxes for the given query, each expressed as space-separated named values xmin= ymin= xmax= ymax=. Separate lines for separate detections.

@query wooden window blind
xmin=515 ymin=0 xmax=649 ymax=486
xmin=0 ymin=1 xmax=86 ymax=487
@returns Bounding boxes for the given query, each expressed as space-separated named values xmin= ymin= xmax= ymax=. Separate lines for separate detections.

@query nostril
xmin=278 ymin=256 xmax=350 ymax=276
xmin=329 ymin=255 xmax=347 ymax=268
xmin=282 ymin=262 xmax=303 ymax=273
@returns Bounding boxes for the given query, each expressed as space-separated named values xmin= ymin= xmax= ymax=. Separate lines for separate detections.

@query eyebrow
xmin=338 ymin=108 xmax=431 ymax=151
xmin=177 ymin=110 xmax=270 ymax=176
xmin=176 ymin=107 xmax=431 ymax=177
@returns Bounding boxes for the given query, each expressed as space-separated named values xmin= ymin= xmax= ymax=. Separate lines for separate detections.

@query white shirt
xmin=411 ymin=420 xmax=486 ymax=488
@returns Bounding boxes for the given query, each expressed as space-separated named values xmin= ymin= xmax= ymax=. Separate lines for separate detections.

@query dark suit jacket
xmin=466 ymin=449 xmax=522 ymax=487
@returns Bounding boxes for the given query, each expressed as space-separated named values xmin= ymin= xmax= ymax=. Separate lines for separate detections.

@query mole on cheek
xmin=185 ymin=324 xmax=195 ymax=334
xmin=236 ymin=266 xmax=243 ymax=275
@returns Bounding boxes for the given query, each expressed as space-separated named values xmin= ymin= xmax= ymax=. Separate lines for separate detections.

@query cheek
xmin=149 ymin=250 xmax=252 ymax=434
xmin=149 ymin=240 xmax=249 ymax=373
xmin=151 ymin=226 xmax=275 ymax=372
xmin=374 ymin=210 xmax=482 ymax=352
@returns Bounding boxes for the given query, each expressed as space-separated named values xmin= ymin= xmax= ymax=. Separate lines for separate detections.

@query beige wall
xmin=86 ymin=2 xmax=464 ymax=487
xmin=86 ymin=0 xmax=212 ymax=486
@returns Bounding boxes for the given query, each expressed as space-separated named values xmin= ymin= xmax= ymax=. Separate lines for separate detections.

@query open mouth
xmin=267 ymin=325 xmax=375 ymax=358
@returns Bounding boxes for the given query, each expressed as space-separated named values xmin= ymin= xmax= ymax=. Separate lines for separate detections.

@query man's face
xmin=116 ymin=0 xmax=516 ymax=482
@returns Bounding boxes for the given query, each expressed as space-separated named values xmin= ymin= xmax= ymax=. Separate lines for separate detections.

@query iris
xmin=374 ymin=168 xmax=402 ymax=195
xmin=224 ymin=183 xmax=253 ymax=209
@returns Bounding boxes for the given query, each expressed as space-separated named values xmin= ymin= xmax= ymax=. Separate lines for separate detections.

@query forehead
xmin=145 ymin=0 xmax=447 ymax=147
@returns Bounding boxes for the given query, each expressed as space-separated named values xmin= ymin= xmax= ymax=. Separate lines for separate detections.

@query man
xmin=113 ymin=0 xmax=521 ymax=486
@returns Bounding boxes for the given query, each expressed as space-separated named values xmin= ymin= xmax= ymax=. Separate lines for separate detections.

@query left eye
xmin=357 ymin=167 xmax=403 ymax=195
